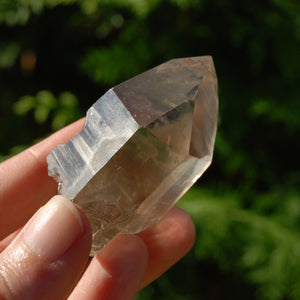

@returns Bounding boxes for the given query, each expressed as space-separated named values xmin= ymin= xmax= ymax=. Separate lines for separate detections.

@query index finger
xmin=0 ymin=119 xmax=85 ymax=240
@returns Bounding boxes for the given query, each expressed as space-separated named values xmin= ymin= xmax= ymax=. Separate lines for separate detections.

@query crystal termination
xmin=47 ymin=56 xmax=218 ymax=255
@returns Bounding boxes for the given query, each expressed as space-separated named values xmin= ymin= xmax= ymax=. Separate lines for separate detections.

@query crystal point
xmin=47 ymin=56 xmax=218 ymax=255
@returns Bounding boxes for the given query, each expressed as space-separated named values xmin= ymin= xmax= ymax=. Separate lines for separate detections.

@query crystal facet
xmin=47 ymin=56 xmax=218 ymax=255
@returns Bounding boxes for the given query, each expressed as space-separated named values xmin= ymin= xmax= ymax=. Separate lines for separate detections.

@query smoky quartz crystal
xmin=47 ymin=56 xmax=218 ymax=255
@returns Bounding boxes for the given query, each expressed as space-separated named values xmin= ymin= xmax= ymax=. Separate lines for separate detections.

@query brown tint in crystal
xmin=47 ymin=56 xmax=218 ymax=255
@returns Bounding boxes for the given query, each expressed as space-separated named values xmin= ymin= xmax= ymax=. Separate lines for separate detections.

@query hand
xmin=0 ymin=119 xmax=195 ymax=300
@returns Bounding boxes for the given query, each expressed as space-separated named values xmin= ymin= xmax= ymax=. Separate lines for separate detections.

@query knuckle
xmin=0 ymin=241 xmax=37 ymax=299
xmin=0 ymin=257 xmax=19 ymax=299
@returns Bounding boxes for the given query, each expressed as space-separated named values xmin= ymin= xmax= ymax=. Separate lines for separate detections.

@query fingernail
xmin=23 ymin=195 xmax=84 ymax=260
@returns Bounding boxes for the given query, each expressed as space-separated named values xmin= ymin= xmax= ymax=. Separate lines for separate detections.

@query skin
xmin=0 ymin=119 xmax=195 ymax=300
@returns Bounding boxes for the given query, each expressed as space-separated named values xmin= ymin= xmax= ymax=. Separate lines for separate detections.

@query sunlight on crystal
xmin=47 ymin=56 xmax=218 ymax=255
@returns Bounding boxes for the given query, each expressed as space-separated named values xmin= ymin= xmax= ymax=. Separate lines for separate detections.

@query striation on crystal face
xmin=47 ymin=56 xmax=218 ymax=255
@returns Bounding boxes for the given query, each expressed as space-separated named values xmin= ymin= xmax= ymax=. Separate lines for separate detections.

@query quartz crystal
xmin=47 ymin=56 xmax=218 ymax=255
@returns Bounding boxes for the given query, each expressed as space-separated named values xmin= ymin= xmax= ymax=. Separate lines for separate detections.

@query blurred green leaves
xmin=0 ymin=43 xmax=20 ymax=68
xmin=0 ymin=0 xmax=76 ymax=25
xmin=13 ymin=90 xmax=81 ymax=130
xmin=0 ymin=0 xmax=299 ymax=299
xmin=81 ymin=30 xmax=151 ymax=85
xmin=0 ymin=0 xmax=160 ymax=26
xmin=178 ymin=187 xmax=300 ymax=300
xmin=250 ymin=98 xmax=300 ymax=131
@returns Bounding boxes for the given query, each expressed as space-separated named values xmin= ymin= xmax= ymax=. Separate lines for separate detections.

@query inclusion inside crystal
xmin=47 ymin=56 xmax=218 ymax=255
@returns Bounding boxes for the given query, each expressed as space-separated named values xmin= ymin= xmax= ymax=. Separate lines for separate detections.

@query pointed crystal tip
xmin=47 ymin=56 xmax=218 ymax=255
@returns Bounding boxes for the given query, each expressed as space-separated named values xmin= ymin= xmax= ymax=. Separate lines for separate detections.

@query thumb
xmin=0 ymin=195 xmax=91 ymax=300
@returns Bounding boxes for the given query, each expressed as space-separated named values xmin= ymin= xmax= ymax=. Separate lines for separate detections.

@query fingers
xmin=0 ymin=229 xmax=21 ymax=254
xmin=0 ymin=195 xmax=91 ymax=300
xmin=69 ymin=235 xmax=148 ymax=300
xmin=138 ymin=206 xmax=195 ymax=288
xmin=69 ymin=206 xmax=195 ymax=300
xmin=0 ymin=201 xmax=194 ymax=299
xmin=0 ymin=119 xmax=85 ymax=239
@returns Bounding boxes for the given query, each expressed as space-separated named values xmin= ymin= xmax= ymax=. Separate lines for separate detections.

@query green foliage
xmin=13 ymin=90 xmax=81 ymax=130
xmin=0 ymin=42 xmax=20 ymax=68
xmin=0 ymin=0 xmax=299 ymax=299
xmin=178 ymin=187 xmax=300 ymax=300
xmin=136 ymin=187 xmax=300 ymax=300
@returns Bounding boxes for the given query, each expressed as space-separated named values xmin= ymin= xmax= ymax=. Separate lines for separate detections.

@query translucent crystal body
xmin=47 ymin=56 xmax=218 ymax=255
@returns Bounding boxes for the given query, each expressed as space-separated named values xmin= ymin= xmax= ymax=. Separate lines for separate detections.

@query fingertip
xmin=138 ymin=206 xmax=196 ymax=288
xmin=139 ymin=206 xmax=196 ymax=256
xmin=69 ymin=235 xmax=148 ymax=300
xmin=166 ymin=206 xmax=196 ymax=253
xmin=95 ymin=234 xmax=148 ymax=279
xmin=0 ymin=195 xmax=92 ymax=300
xmin=22 ymin=195 xmax=86 ymax=261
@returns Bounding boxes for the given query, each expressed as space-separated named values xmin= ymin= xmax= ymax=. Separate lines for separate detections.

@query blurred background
xmin=0 ymin=0 xmax=299 ymax=299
